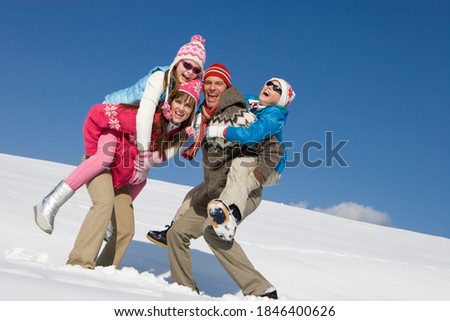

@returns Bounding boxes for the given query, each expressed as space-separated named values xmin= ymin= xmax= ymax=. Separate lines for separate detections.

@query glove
xmin=185 ymin=126 xmax=195 ymax=137
xmin=185 ymin=113 xmax=201 ymax=139
xmin=206 ymin=125 xmax=227 ymax=139
xmin=129 ymin=151 xmax=163 ymax=185
xmin=129 ymin=167 xmax=149 ymax=185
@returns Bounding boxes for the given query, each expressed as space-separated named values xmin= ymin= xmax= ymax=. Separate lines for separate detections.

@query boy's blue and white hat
xmin=269 ymin=78 xmax=296 ymax=107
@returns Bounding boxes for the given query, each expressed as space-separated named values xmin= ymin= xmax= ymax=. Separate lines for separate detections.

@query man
xmin=150 ymin=63 xmax=281 ymax=298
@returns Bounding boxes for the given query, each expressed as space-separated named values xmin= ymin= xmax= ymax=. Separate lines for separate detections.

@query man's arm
xmin=207 ymin=107 xmax=287 ymax=147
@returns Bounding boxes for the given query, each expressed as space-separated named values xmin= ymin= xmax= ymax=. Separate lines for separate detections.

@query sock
xmin=229 ymin=204 xmax=242 ymax=222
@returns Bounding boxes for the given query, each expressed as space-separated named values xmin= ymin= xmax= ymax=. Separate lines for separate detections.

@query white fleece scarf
xmin=248 ymin=98 xmax=269 ymax=112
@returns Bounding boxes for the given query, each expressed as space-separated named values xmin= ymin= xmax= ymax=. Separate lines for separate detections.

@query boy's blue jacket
xmin=104 ymin=66 xmax=170 ymax=104
xmin=225 ymin=95 xmax=289 ymax=173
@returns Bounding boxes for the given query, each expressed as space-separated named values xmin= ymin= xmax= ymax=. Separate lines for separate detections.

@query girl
xmin=105 ymin=34 xmax=206 ymax=183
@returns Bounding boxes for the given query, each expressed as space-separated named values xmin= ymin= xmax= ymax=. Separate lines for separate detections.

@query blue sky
xmin=1 ymin=0 xmax=449 ymax=239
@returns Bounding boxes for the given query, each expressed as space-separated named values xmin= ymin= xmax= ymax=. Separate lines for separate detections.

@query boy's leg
xmin=219 ymin=157 xmax=259 ymax=217
xmin=207 ymin=157 xmax=262 ymax=241
xmin=66 ymin=170 xmax=115 ymax=268
xmin=262 ymin=170 xmax=281 ymax=187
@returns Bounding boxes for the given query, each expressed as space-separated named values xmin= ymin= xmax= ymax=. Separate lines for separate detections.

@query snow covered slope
xmin=1 ymin=153 xmax=449 ymax=301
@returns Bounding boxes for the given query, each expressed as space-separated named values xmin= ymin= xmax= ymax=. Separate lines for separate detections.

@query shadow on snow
xmin=121 ymin=239 xmax=239 ymax=298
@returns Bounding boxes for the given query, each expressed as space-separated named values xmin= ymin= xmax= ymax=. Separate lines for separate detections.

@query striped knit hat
xmin=178 ymin=79 xmax=203 ymax=108
xmin=203 ymin=63 xmax=232 ymax=88
xmin=170 ymin=35 xmax=206 ymax=75
xmin=162 ymin=35 xmax=207 ymax=120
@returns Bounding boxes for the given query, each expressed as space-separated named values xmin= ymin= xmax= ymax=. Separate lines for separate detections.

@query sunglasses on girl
xmin=181 ymin=60 xmax=202 ymax=74
xmin=266 ymin=81 xmax=282 ymax=95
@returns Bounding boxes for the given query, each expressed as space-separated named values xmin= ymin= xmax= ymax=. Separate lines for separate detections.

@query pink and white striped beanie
xmin=162 ymin=35 xmax=206 ymax=121
xmin=178 ymin=78 xmax=203 ymax=108
xmin=170 ymin=35 xmax=206 ymax=75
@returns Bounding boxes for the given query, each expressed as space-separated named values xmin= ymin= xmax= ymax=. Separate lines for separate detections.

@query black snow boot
xmin=146 ymin=222 xmax=173 ymax=248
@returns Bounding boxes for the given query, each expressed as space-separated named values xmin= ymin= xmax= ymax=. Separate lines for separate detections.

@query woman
xmin=35 ymin=79 xmax=201 ymax=269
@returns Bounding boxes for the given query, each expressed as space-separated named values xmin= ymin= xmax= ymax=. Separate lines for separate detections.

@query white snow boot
xmin=33 ymin=180 xmax=75 ymax=234
xmin=208 ymin=199 xmax=240 ymax=241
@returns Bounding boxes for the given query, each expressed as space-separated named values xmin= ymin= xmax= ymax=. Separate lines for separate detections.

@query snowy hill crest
xmin=1 ymin=153 xmax=449 ymax=301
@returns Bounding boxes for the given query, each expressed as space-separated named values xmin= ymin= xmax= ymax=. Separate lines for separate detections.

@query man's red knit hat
xmin=203 ymin=63 xmax=232 ymax=88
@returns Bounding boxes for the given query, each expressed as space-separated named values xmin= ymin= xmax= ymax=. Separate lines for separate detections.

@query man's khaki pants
xmin=167 ymin=182 xmax=275 ymax=296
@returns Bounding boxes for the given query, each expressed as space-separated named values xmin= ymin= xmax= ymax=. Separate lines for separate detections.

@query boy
xmin=206 ymin=78 xmax=296 ymax=241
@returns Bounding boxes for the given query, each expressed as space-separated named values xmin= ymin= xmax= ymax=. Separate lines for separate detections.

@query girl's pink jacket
xmin=83 ymin=104 xmax=181 ymax=189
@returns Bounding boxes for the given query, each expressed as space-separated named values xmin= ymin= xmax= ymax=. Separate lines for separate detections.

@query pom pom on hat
xmin=203 ymin=63 xmax=232 ymax=88
xmin=161 ymin=101 xmax=172 ymax=121
xmin=269 ymin=77 xmax=296 ymax=107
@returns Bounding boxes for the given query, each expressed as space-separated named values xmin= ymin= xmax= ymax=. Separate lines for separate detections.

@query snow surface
xmin=1 ymin=153 xmax=450 ymax=301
